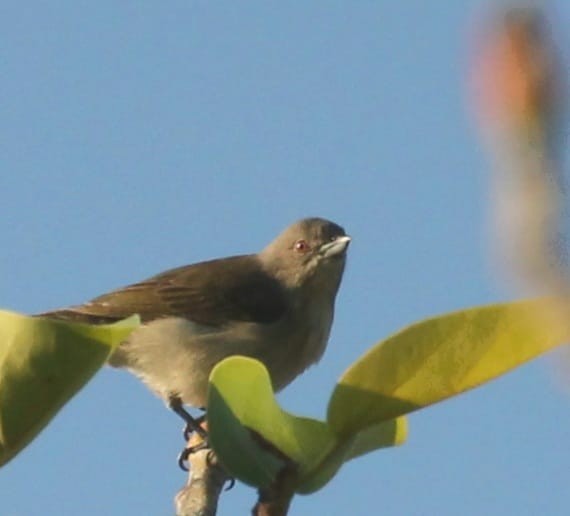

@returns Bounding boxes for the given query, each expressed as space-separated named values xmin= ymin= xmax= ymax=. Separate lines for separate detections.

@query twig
xmin=175 ymin=448 xmax=229 ymax=516
xmin=251 ymin=464 xmax=297 ymax=516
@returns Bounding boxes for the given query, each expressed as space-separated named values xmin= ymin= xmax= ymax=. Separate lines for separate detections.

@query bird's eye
xmin=294 ymin=239 xmax=311 ymax=253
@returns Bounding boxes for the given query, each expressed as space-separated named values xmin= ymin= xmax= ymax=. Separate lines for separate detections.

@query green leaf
xmin=296 ymin=417 xmax=407 ymax=494
xmin=328 ymin=299 xmax=568 ymax=435
xmin=343 ymin=416 xmax=408 ymax=462
xmin=207 ymin=356 xmax=335 ymax=488
xmin=0 ymin=310 xmax=139 ymax=467
xmin=207 ymin=356 xmax=407 ymax=493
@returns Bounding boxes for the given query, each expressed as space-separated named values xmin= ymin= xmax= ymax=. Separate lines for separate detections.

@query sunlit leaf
xmin=207 ymin=356 xmax=406 ymax=493
xmin=296 ymin=417 xmax=407 ymax=494
xmin=0 ymin=310 xmax=139 ymax=467
xmin=328 ymin=299 xmax=568 ymax=435
xmin=208 ymin=356 xmax=335 ymax=488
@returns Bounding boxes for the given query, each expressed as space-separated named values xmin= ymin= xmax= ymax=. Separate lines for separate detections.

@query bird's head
xmin=259 ymin=217 xmax=350 ymax=292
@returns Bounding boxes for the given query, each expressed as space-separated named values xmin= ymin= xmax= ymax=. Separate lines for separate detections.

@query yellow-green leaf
xmin=0 ymin=310 xmax=139 ymax=467
xmin=208 ymin=356 xmax=335 ymax=488
xmin=207 ymin=356 xmax=407 ymax=493
xmin=296 ymin=417 xmax=407 ymax=494
xmin=328 ymin=299 xmax=568 ymax=436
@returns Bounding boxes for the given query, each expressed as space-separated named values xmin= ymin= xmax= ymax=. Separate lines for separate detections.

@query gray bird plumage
xmin=40 ymin=217 xmax=350 ymax=408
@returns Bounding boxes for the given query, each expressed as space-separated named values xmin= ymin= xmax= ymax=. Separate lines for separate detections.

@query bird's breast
xmin=255 ymin=297 xmax=334 ymax=392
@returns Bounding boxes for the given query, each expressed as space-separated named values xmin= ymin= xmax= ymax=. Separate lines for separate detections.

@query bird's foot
xmin=168 ymin=396 xmax=233 ymax=487
xmin=177 ymin=435 xmax=236 ymax=490
xmin=177 ymin=439 xmax=210 ymax=471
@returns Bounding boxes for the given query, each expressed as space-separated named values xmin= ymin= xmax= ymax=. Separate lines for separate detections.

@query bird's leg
xmin=167 ymin=396 xmax=208 ymax=440
xmin=168 ymin=399 xmax=235 ymax=488
xmin=168 ymin=396 xmax=210 ymax=471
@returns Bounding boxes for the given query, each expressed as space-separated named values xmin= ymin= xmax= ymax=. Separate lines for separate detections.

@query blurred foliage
xmin=470 ymin=6 xmax=567 ymax=296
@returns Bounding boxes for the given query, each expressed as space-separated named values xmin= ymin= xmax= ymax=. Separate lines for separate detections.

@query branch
xmin=251 ymin=464 xmax=297 ymax=516
xmin=175 ymin=448 xmax=229 ymax=516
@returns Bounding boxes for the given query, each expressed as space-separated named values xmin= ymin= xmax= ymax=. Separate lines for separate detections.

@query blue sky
xmin=2 ymin=2 xmax=569 ymax=515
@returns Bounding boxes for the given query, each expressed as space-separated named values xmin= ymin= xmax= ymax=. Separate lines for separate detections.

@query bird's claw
xmin=177 ymin=440 xmax=210 ymax=471
xmin=177 ymin=442 xmax=235 ymax=489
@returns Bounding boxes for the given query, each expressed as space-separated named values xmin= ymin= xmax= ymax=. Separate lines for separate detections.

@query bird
xmin=40 ymin=217 xmax=350 ymax=452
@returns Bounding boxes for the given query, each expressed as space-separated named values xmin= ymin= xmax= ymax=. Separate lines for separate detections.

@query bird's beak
xmin=319 ymin=235 xmax=351 ymax=258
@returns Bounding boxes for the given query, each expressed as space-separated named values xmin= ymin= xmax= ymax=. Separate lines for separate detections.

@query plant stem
xmin=251 ymin=465 xmax=297 ymax=516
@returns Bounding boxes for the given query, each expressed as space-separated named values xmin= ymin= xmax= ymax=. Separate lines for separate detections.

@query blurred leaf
xmin=471 ymin=7 xmax=559 ymax=139
xmin=207 ymin=356 xmax=406 ymax=493
xmin=0 ymin=310 xmax=139 ymax=467
xmin=328 ymin=299 xmax=568 ymax=435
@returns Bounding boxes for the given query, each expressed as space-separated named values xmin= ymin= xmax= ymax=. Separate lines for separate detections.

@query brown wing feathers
xmin=39 ymin=255 xmax=289 ymax=327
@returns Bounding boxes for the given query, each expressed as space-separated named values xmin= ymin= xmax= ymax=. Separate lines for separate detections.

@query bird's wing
xmin=41 ymin=255 xmax=289 ymax=326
